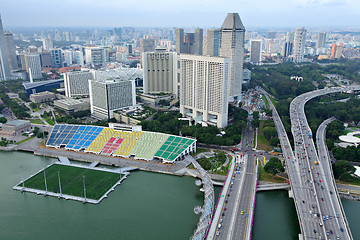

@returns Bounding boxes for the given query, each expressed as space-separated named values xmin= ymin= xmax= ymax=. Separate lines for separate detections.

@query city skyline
xmin=1 ymin=0 xmax=360 ymax=28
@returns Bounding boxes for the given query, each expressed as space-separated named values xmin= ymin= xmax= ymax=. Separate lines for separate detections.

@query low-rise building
xmin=29 ymin=91 xmax=56 ymax=103
xmin=1 ymin=120 xmax=31 ymax=136
xmin=53 ymin=98 xmax=90 ymax=114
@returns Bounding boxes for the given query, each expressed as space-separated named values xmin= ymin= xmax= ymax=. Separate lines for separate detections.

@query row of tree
xmin=0 ymin=93 xmax=30 ymax=119
xmin=141 ymin=106 xmax=248 ymax=146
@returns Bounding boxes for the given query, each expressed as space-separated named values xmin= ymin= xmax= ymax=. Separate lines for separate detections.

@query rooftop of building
xmin=23 ymin=79 xmax=64 ymax=90
xmin=4 ymin=120 xmax=30 ymax=126
xmin=54 ymin=98 xmax=89 ymax=106
xmin=30 ymin=91 xmax=55 ymax=97
xmin=221 ymin=13 xmax=245 ymax=31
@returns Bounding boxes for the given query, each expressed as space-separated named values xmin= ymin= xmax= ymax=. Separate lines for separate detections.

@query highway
xmin=289 ymin=86 xmax=360 ymax=240
xmin=261 ymin=85 xmax=360 ymax=240
xmin=214 ymin=123 xmax=257 ymax=240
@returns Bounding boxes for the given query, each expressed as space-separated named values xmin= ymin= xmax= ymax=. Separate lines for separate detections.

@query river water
xmin=0 ymin=151 xmax=359 ymax=240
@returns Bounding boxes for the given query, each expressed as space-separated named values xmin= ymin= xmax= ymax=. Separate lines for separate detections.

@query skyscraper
xmin=24 ymin=54 xmax=42 ymax=80
xmin=176 ymin=28 xmax=203 ymax=55
xmin=194 ymin=28 xmax=203 ymax=55
xmin=176 ymin=28 xmax=184 ymax=54
xmin=89 ymin=70 xmax=136 ymax=120
xmin=219 ymin=13 xmax=245 ymax=100
xmin=316 ymin=32 xmax=326 ymax=49
xmin=85 ymin=47 xmax=108 ymax=66
xmin=331 ymin=43 xmax=344 ymax=59
xmin=4 ymin=32 xmax=18 ymax=71
xmin=204 ymin=29 xmax=220 ymax=57
xmin=140 ymin=39 xmax=155 ymax=53
xmin=64 ymin=71 xmax=94 ymax=97
xmin=50 ymin=49 xmax=64 ymax=68
xmin=142 ymin=48 xmax=178 ymax=96
xmin=42 ymin=37 xmax=53 ymax=51
xmin=179 ymin=54 xmax=230 ymax=128
xmin=292 ymin=27 xmax=307 ymax=63
xmin=0 ymin=14 xmax=11 ymax=81
xmin=250 ymin=40 xmax=262 ymax=64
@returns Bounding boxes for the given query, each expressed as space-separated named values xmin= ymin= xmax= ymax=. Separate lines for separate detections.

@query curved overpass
xmin=290 ymin=86 xmax=360 ymax=239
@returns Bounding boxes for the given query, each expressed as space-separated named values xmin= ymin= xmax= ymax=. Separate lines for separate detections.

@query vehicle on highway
xmin=321 ymin=198 xmax=324 ymax=201
xmin=241 ymin=211 xmax=243 ymax=215
xmin=244 ymin=213 xmax=247 ymax=218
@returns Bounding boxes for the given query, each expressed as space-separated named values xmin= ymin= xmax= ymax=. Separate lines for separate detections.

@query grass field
xmin=21 ymin=164 xmax=122 ymax=200
xmin=30 ymin=118 xmax=44 ymax=125
xmin=16 ymin=136 xmax=35 ymax=145
xmin=257 ymin=121 xmax=272 ymax=151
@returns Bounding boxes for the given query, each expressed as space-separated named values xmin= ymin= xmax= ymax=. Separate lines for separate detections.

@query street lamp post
xmin=83 ymin=176 xmax=86 ymax=203
xmin=57 ymin=170 xmax=62 ymax=198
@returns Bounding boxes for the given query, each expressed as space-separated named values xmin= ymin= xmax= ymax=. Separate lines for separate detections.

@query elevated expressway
xmin=261 ymin=85 xmax=360 ymax=239
xmin=290 ymin=86 xmax=360 ymax=239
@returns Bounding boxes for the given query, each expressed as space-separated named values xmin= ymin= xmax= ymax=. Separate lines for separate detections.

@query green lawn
xmin=269 ymin=96 xmax=277 ymax=108
xmin=43 ymin=116 xmax=54 ymax=125
xmin=21 ymin=164 xmax=121 ymax=200
xmin=16 ymin=136 xmax=35 ymax=145
xmin=30 ymin=118 xmax=44 ymax=124
xmin=257 ymin=121 xmax=273 ymax=151
xmin=262 ymin=96 xmax=270 ymax=109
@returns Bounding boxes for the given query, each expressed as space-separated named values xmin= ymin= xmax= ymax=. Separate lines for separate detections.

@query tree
xmin=29 ymin=102 xmax=37 ymax=110
xmin=264 ymin=157 xmax=285 ymax=176
xmin=333 ymin=160 xmax=356 ymax=179
xmin=0 ymin=117 xmax=7 ymax=123
xmin=130 ymin=60 xmax=140 ymax=68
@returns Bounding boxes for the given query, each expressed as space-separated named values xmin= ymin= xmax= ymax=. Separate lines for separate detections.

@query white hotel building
xmin=89 ymin=70 xmax=136 ymax=120
xmin=179 ymin=54 xmax=230 ymax=128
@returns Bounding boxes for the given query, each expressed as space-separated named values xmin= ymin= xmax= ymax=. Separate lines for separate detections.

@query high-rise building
xmin=282 ymin=41 xmax=293 ymax=58
xmin=204 ymin=29 xmax=220 ymax=56
xmin=114 ymin=28 xmax=122 ymax=40
xmin=85 ymin=47 xmax=108 ymax=66
xmin=0 ymin=14 xmax=11 ymax=81
xmin=50 ymin=49 xmax=64 ymax=68
xmin=140 ymin=39 xmax=155 ymax=53
xmin=40 ymin=52 xmax=52 ymax=68
xmin=89 ymin=70 xmax=136 ymax=120
xmin=176 ymin=28 xmax=203 ymax=55
xmin=219 ymin=13 xmax=245 ymax=100
xmin=42 ymin=37 xmax=53 ymax=51
xmin=142 ymin=48 xmax=178 ymax=96
xmin=63 ymin=50 xmax=73 ymax=66
xmin=316 ymin=32 xmax=326 ymax=49
xmin=292 ymin=27 xmax=307 ymax=63
xmin=64 ymin=71 xmax=94 ymax=98
xmin=179 ymin=54 xmax=230 ymax=128
xmin=4 ymin=32 xmax=18 ymax=70
xmin=74 ymin=50 xmax=84 ymax=67
xmin=24 ymin=54 xmax=42 ymax=80
xmin=331 ymin=43 xmax=344 ymax=59
xmin=250 ymin=40 xmax=262 ymax=64
xmin=194 ymin=28 xmax=203 ymax=55
xmin=176 ymin=28 xmax=184 ymax=54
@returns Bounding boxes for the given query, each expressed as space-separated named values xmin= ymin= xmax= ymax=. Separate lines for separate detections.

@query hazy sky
xmin=1 ymin=0 xmax=359 ymax=28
